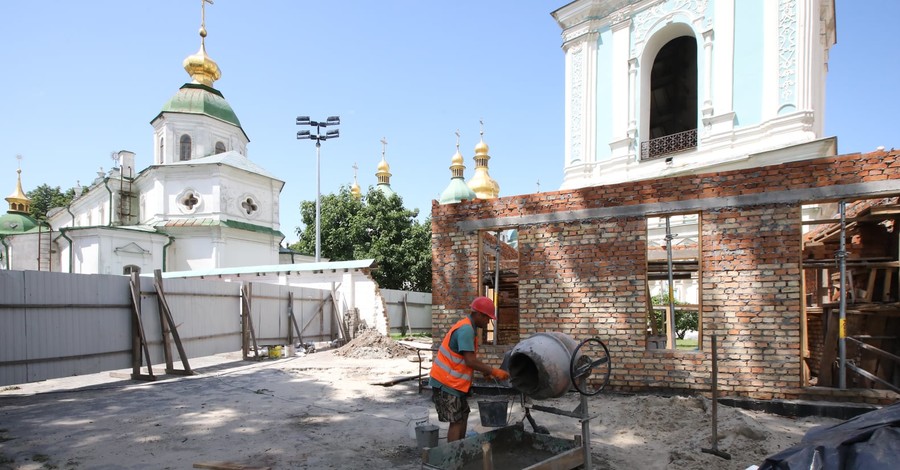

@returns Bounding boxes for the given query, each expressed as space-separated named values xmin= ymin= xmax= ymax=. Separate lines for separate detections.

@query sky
xmin=1 ymin=1 xmax=897 ymax=245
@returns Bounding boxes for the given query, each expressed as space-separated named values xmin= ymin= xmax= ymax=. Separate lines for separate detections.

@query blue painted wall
xmin=732 ymin=1 xmax=764 ymax=127
xmin=595 ymin=28 xmax=613 ymax=161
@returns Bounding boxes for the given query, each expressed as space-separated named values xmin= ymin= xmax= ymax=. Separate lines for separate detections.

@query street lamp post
xmin=297 ymin=115 xmax=340 ymax=262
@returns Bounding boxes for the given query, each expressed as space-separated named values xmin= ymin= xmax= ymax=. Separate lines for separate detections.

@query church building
xmin=0 ymin=6 xmax=284 ymax=274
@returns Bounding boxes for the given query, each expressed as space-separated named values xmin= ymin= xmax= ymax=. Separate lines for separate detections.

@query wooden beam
xmin=129 ymin=272 xmax=155 ymax=380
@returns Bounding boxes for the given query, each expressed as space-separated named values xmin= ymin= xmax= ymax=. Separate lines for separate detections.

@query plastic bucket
xmin=415 ymin=424 xmax=439 ymax=449
xmin=406 ymin=406 xmax=430 ymax=439
xmin=477 ymin=400 xmax=509 ymax=427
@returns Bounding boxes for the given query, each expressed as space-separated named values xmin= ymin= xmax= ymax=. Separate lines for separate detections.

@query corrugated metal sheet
xmin=0 ymin=271 xmax=351 ymax=387
xmin=382 ymin=288 xmax=433 ymax=334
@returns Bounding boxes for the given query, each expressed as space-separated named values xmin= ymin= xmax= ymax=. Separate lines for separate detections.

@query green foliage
xmin=26 ymin=184 xmax=74 ymax=220
xmin=291 ymin=187 xmax=432 ymax=292
xmin=649 ymin=292 xmax=698 ymax=339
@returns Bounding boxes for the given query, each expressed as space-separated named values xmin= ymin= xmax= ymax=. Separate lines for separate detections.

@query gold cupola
xmin=5 ymin=167 xmax=31 ymax=214
xmin=183 ymin=1 xmax=221 ymax=87
xmin=375 ymin=138 xmax=395 ymax=197
xmin=440 ymin=131 xmax=477 ymax=204
xmin=466 ymin=122 xmax=500 ymax=199
xmin=350 ymin=162 xmax=362 ymax=200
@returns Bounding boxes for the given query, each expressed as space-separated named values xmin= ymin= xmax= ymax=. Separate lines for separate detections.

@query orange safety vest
xmin=430 ymin=317 xmax=479 ymax=393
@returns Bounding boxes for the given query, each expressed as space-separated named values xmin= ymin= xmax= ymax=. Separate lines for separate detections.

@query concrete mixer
xmin=422 ymin=333 xmax=611 ymax=470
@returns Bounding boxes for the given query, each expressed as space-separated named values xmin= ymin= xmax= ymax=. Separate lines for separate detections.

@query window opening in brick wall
xmin=646 ymin=214 xmax=700 ymax=350
xmin=480 ymin=228 xmax=520 ymax=346
xmin=801 ymin=197 xmax=900 ymax=391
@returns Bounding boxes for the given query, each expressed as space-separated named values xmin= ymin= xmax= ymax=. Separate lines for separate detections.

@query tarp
xmin=758 ymin=402 xmax=900 ymax=469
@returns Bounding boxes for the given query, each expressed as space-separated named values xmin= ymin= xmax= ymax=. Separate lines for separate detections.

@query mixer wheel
xmin=569 ymin=337 xmax=611 ymax=396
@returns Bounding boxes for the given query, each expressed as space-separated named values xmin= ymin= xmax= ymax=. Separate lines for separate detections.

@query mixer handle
xmin=569 ymin=337 xmax=612 ymax=396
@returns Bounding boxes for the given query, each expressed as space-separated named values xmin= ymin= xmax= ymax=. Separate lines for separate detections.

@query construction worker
xmin=429 ymin=296 xmax=510 ymax=442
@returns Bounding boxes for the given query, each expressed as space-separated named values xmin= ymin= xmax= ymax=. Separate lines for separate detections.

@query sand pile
xmin=334 ymin=328 xmax=411 ymax=359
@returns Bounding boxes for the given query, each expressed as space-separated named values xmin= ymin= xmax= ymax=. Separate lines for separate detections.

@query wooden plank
xmin=818 ymin=307 xmax=839 ymax=386
xmin=129 ymin=273 xmax=154 ymax=380
xmin=521 ymin=446 xmax=584 ymax=470
xmin=154 ymin=270 xmax=193 ymax=375
xmin=241 ymin=284 xmax=260 ymax=361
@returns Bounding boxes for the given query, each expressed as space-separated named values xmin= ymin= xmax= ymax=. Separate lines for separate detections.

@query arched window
xmin=179 ymin=134 xmax=192 ymax=161
xmin=215 ymin=141 xmax=226 ymax=154
xmin=123 ymin=265 xmax=141 ymax=275
xmin=642 ymin=35 xmax=698 ymax=160
xmin=159 ymin=137 xmax=164 ymax=164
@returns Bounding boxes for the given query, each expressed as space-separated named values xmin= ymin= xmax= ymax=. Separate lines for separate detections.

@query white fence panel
xmin=139 ymin=276 xmax=243 ymax=364
xmin=0 ymin=271 xmax=28 ymax=385
xmin=0 ymin=271 xmax=133 ymax=386
xmin=381 ymin=289 xmax=432 ymax=335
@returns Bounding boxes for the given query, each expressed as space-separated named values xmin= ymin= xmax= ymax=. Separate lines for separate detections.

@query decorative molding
xmin=177 ymin=188 xmax=201 ymax=214
xmin=632 ymin=0 xmax=708 ymax=55
xmin=570 ymin=46 xmax=585 ymax=164
xmin=778 ymin=0 xmax=798 ymax=107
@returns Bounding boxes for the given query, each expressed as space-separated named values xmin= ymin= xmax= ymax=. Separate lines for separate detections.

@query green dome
xmin=375 ymin=183 xmax=395 ymax=198
xmin=439 ymin=178 xmax=476 ymax=204
xmin=0 ymin=212 xmax=40 ymax=234
xmin=160 ymin=83 xmax=242 ymax=127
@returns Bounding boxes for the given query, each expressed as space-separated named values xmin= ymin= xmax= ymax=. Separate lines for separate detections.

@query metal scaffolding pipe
xmin=665 ymin=218 xmax=677 ymax=349
xmin=838 ymin=200 xmax=847 ymax=389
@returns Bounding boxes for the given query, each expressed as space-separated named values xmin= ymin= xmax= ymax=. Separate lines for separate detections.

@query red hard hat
xmin=470 ymin=296 xmax=496 ymax=319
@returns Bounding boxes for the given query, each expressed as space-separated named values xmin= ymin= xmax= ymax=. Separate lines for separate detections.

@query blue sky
xmin=1 ymin=1 xmax=897 ymax=244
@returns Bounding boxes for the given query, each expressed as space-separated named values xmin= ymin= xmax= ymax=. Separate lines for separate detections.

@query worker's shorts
xmin=432 ymin=387 xmax=470 ymax=423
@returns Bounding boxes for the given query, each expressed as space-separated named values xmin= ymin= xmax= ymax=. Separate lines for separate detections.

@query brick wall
xmin=431 ymin=150 xmax=900 ymax=403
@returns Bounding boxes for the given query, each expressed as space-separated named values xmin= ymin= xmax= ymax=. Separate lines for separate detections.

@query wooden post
xmin=129 ymin=272 xmax=155 ymax=380
xmin=241 ymin=283 xmax=260 ymax=360
xmin=153 ymin=270 xmax=193 ymax=375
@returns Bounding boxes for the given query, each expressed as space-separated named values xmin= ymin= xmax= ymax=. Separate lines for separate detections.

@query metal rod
xmin=838 ymin=200 xmax=847 ymax=389
xmin=581 ymin=393 xmax=591 ymax=470
xmin=315 ymin=141 xmax=322 ymax=263
xmin=494 ymin=242 xmax=500 ymax=345
xmin=665 ymin=217 xmax=677 ymax=349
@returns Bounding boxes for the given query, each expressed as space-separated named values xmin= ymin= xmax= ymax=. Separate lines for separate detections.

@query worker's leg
xmin=432 ymin=387 xmax=471 ymax=442
xmin=447 ymin=418 xmax=467 ymax=442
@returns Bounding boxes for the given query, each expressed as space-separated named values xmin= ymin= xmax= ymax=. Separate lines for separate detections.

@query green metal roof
xmin=0 ymin=212 xmax=41 ymax=234
xmin=158 ymin=83 xmax=242 ymax=127
xmin=439 ymin=177 xmax=477 ymax=204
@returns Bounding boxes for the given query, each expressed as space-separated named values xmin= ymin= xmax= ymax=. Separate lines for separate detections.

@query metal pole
xmin=315 ymin=140 xmax=322 ymax=263
xmin=665 ymin=218 xmax=677 ymax=349
xmin=494 ymin=243 xmax=500 ymax=346
xmin=581 ymin=393 xmax=591 ymax=470
xmin=838 ymin=200 xmax=847 ymax=389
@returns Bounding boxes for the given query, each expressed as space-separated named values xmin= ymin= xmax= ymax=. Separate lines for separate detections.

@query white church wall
xmin=555 ymin=0 xmax=835 ymax=190
xmin=153 ymin=113 xmax=249 ymax=165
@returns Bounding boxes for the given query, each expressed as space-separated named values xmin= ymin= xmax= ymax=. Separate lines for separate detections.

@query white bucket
xmin=405 ymin=406 xmax=430 ymax=439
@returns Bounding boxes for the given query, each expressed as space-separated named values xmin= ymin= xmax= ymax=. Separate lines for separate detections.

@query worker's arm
xmin=461 ymin=350 xmax=494 ymax=377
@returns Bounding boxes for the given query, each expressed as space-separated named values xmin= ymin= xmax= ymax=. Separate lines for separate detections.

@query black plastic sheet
xmin=758 ymin=402 xmax=900 ymax=470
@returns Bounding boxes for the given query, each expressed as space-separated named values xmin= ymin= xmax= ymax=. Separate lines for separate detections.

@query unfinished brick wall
xmin=431 ymin=150 xmax=900 ymax=403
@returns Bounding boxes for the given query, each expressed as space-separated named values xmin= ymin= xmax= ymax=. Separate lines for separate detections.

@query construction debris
xmin=334 ymin=328 xmax=411 ymax=359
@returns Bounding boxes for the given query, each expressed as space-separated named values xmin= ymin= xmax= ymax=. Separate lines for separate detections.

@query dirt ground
xmin=0 ymin=332 xmax=841 ymax=470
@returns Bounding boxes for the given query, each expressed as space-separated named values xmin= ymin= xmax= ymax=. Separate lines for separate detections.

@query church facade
xmin=554 ymin=0 xmax=836 ymax=189
xmin=0 ymin=11 xmax=283 ymax=275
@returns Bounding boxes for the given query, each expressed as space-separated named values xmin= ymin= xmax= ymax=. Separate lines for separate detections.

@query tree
xmin=649 ymin=292 xmax=698 ymax=339
xmin=290 ymin=187 xmax=432 ymax=292
xmin=26 ymin=184 xmax=75 ymax=220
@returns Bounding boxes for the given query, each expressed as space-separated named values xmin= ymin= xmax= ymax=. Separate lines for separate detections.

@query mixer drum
xmin=507 ymin=332 xmax=581 ymax=400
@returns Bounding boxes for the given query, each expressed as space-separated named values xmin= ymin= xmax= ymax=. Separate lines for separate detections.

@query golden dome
xmin=184 ymin=30 xmax=221 ymax=87
xmin=467 ymin=123 xmax=499 ymax=199
xmin=377 ymin=158 xmax=390 ymax=174
xmin=474 ymin=139 xmax=489 ymax=156
xmin=5 ymin=168 xmax=31 ymax=214
xmin=350 ymin=181 xmax=361 ymax=199
xmin=451 ymin=150 xmax=464 ymax=166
